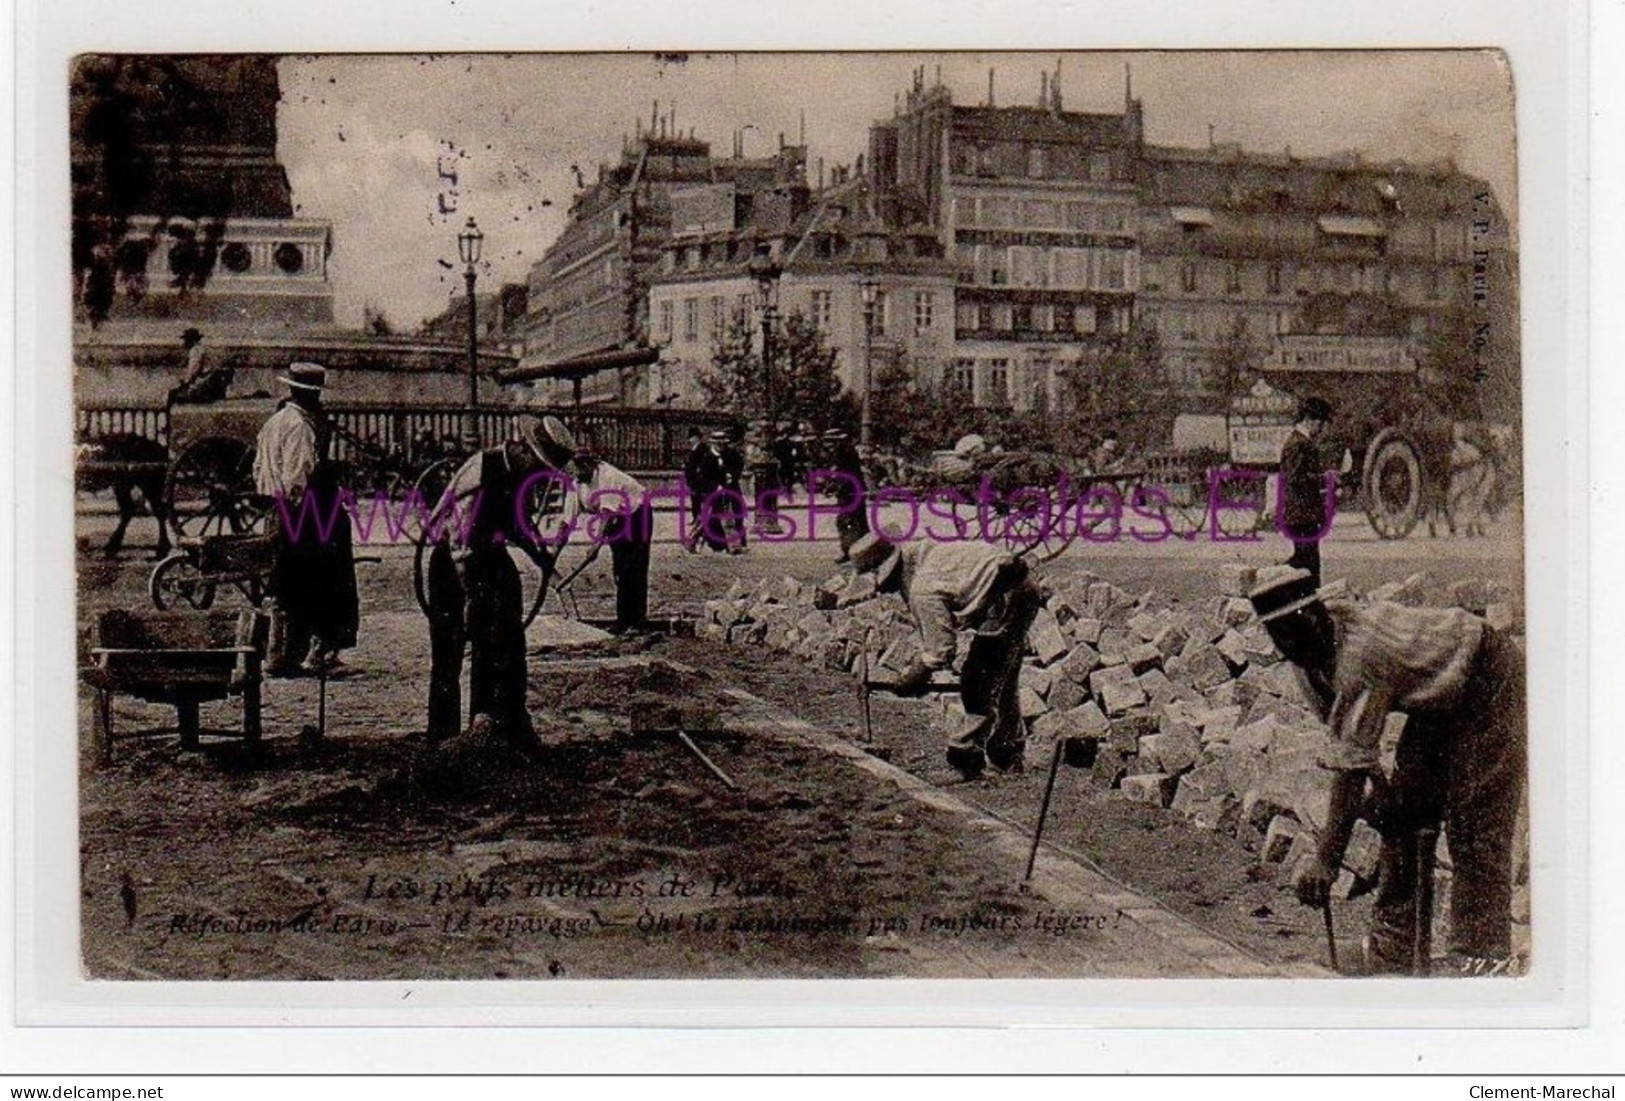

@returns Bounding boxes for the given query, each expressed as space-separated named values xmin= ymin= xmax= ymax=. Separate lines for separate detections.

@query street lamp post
xmin=859 ymin=278 xmax=879 ymax=451
xmin=749 ymin=250 xmax=782 ymax=427
xmin=457 ymin=216 xmax=484 ymax=450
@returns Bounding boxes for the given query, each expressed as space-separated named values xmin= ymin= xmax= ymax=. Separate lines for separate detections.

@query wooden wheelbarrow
xmin=84 ymin=608 xmax=269 ymax=765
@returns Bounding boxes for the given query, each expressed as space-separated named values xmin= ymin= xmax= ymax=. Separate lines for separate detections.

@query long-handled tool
xmin=857 ymin=629 xmax=874 ymax=743
xmin=675 ymin=730 xmax=738 ymax=791
xmin=1023 ymin=735 xmax=1068 ymax=883
xmin=1413 ymin=826 xmax=1439 ymax=977
xmin=1321 ymin=899 xmax=1339 ymax=972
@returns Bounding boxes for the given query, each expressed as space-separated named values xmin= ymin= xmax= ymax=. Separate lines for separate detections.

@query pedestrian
xmin=680 ymin=429 xmax=707 ymax=553
xmin=821 ymin=427 xmax=869 ymax=563
xmin=169 ymin=327 xmax=233 ymax=405
xmin=1088 ymin=429 xmax=1122 ymax=476
xmin=1448 ymin=421 xmax=1496 ymax=537
xmin=1248 ymin=567 xmax=1526 ymax=973
xmin=562 ymin=446 xmax=654 ymax=634
xmin=423 ymin=415 xmax=572 ymax=750
xmin=685 ymin=429 xmax=737 ymax=553
xmin=850 ymin=532 xmax=1041 ymax=779
xmin=252 ymin=362 xmax=359 ymax=677
xmin=720 ymin=428 xmax=748 ymax=553
xmin=1279 ymin=396 xmax=1335 ymax=584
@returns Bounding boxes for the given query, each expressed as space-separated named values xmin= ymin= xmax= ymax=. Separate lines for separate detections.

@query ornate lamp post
xmin=457 ymin=216 xmax=484 ymax=449
xmin=749 ymin=249 xmax=782 ymax=426
xmin=859 ymin=278 xmax=879 ymax=450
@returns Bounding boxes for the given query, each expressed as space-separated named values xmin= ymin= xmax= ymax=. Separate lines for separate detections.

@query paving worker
xmin=1279 ymin=396 xmax=1335 ymax=584
xmin=820 ymin=427 xmax=870 ymax=563
xmin=1248 ymin=567 xmax=1526 ymax=973
xmin=252 ymin=362 xmax=358 ymax=676
xmin=560 ymin=445 xmax=653 ymax=634
xmin=850 ymin=532 xmax=1041 ymax=779
xmin=424 ymin=415 xmax=572 ymax=751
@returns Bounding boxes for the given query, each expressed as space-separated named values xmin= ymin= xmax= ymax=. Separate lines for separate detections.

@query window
xmin=811 ymin=289 xmax=833 ymax=331
xmin=1053 ymin=248 xmax=1089 ymax=289
xmin=1010 ymin=246 xmax=1041 ymax=288
xmin=991 ymin=303 xmax=1014 ymax=331
xmin=1099 ymin=206 xmax=1130 ymax=233
xmin=983 ymin=359 xmax=1011 ymax=407
xmin=976 ymin=303 xmax=997 ymax=330
xmin=913 ymin=291 xmax=934 ymax=335
xmin=1012 ymin=304 xmax=1033 ymax=331
xmin=1028 ymin=356 xmax=1053 ymax=410
xmin=984 ymin=197 xmax=1016 ymax=227
xmin=1088 ymin=151 xmax=1113 ymax=181
xmin=657 ymin=300 xmax=674 ymax=341
xmin=683 ymin=298 xmax=700 ymax=342
xmin=1225 ymin=264 xmax=1242 ymax=294
xmin=711 ymin=296 xmax=728 ymax=339
xmin=1025 ymin=199 xmax=1058 ymax=227
xmin=954 ymin=243 xmax=978 ymax=282
xmin=1032 ymin=304 xmax=1053 ymax=332
xmin=1098 ymin=251 xmax=1128 ymax=291
xmin=872 ymin=291 xmax=888 ymax=337
xmin=988 ymin=249 xmax=1009 ymax=287
xmin=1064 ymin=202 xmax=1094 ymax=232
xmin=1180 ymin=259 xmax=1199 ymax=293
xmin=956 ymin=300 xmax=979 ymax=331
xmin=1075 ymin=305 xmax=1098 ymax=335
xmin=1053 ymin=305 xmax=1075 ymax=333
xmin=1266 ymin=263 xmax=1283 ymax=294
xmin=948 ymin=358 xmax=976 ymax=394
xmin=1027 ymin=145 xmax=1047 ymax=178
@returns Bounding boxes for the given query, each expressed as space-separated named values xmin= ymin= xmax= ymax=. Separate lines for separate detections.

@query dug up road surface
xmin=75 ymin=517 xmax=1518 ymax=980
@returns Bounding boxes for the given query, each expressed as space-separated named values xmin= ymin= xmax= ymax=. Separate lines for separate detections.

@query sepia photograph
xmin=64 ymin=49 xmax=1531 ymax=986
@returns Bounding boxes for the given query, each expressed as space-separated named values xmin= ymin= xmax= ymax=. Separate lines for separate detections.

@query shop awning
xmin=1317 ymin=214 xmax=1386 ymax=237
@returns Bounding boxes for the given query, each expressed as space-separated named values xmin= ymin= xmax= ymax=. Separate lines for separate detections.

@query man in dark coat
xmin=821 ymin=428 xmax=869 ymax=563
xmin=424 ymin=416 xmax=570 ymax=750
xmin=1278 ymin=396 xmax=1335 ymax=584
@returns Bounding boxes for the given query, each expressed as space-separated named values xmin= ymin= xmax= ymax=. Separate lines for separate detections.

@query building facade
xmin=868 ymin=69 xmax=1144 ymax=413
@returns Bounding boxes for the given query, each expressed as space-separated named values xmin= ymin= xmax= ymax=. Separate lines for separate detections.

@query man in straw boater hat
xmin=1248 ymin=566 xmax=1526 ymax=972
xmin=424 ymin=414 xmax=574 ymax=752
xmin=253 ymin=362 xmax=358 ymax=676
xmin=558 ymin=441 xmax=653 ymax=635
xmin=818 ymin=427 xmax=869 ymax=563
xmin=849 ymin=532 xmax=1041 ymax=779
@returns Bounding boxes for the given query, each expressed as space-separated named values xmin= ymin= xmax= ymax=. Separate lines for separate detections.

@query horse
xmin=75 ymin=432 xmax=173 ymax=558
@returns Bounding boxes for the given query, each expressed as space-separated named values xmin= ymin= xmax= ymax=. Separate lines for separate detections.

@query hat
xmin=519 ymin=415 xmax=576 ymax=464
xmin=708 ymin=429 xmax=731 ymax=443
xmin=849 ymin=532 xmax=901 ymax=587
xmin=822 ymin=428 xmax=848 ymax=441
xmin=953 ymin=433 xmax=987 ymax=458
xmin=279 ymin=362 xmax=327 ymax=391
xmin=1248 ymin=567 xmax=1323 ymax=623
xmin=181 ymin=327 xmax=203 ymax=345
xmin=1297 ymin=396 xmax=1334 ymax=422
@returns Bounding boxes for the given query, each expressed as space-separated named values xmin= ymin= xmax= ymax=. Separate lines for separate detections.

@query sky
xmin=274 ymin=51 xmax=1517 ymax=331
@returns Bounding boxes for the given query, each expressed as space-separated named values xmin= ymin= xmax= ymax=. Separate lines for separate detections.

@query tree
xmin=1206 ymin=315 xmax=1263 ymax=409
xmin=1059 ymin=322 xmax=1166 ymax=451
xmin=697 ymin=308 xmax=857 ymax=431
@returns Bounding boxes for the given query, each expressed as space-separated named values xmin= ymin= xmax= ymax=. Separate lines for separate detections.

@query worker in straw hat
xmin=1248 ymin=566 xmax=1526 ymax=973
xmin=850 ymin=531 xmax=1041 ymax=780
xmin=557 ymin=441 xmax=653 ymax=634
xmin=423 ymin=414 xmax=576 ymax=753
xmin=253 ymin=362 xmax=358 ymax=677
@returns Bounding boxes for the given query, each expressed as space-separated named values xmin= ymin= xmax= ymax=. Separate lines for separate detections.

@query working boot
xmin=945 ymin=744 xmax=986 ymax=780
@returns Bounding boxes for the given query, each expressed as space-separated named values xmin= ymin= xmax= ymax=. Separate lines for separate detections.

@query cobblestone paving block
xmin=1121 ymin=772 xmax=1179 ymax=808
xmin=1261 ymin=814 xmax=1303 ymax=864
xmin=1028 ymin=607 xmax=1072 ymax=666
xmin=1343 ymin=819 xmax=1384 ymax=882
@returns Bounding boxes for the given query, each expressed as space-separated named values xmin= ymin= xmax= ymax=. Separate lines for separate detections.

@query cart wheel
xmin=149 ymin=552 xmax=217 ymax=611
xmin=164 ymin=438 xmax=263 ymax=539
xmin=1363 ymin=428 xmax=1424 ymax=540
xmin=411 ymin=482 xmax=556 ymax=630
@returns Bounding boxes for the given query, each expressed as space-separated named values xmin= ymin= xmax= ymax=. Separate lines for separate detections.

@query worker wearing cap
xmin=559 ymin=446 xmax=653 ymax=634
xmin=1249 ymin=567 xmax=1526 ymax=972
xmin=1280 ymin=396 xmax=1336 ymax=584
xmin=851 ymin=532 xmax=1040 ymax=779
xmin=253 ymin=362 xmax=358 ymax=676
xmin=424 ymin=415 xmax=571 ymax=751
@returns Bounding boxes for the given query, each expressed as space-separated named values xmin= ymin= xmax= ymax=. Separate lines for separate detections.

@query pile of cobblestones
xmin=698 ymin=562 xmax=1527 ymax=929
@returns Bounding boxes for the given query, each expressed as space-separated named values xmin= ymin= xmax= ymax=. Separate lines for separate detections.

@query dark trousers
xmin=954 ymin=561 xmax=1041 ymax=767
xmin=1286 ymin=536 xmax=1322 ymax=586
xmin=1365 ymin=629 xmax=1526 ymax=968
xmin=605 ymin=503 xmax=652 ymax=630
xmin=426 ymin=543 xmax=530 ymax=741
xmin=266 ymin=497 xmax=359 ymax=666
xmin=836 ymin=498 xmax=870 ymax=557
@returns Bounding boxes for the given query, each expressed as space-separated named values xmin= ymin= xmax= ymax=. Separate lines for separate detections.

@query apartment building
xmin=867 ymin=68 xmax=1144 ymax=413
